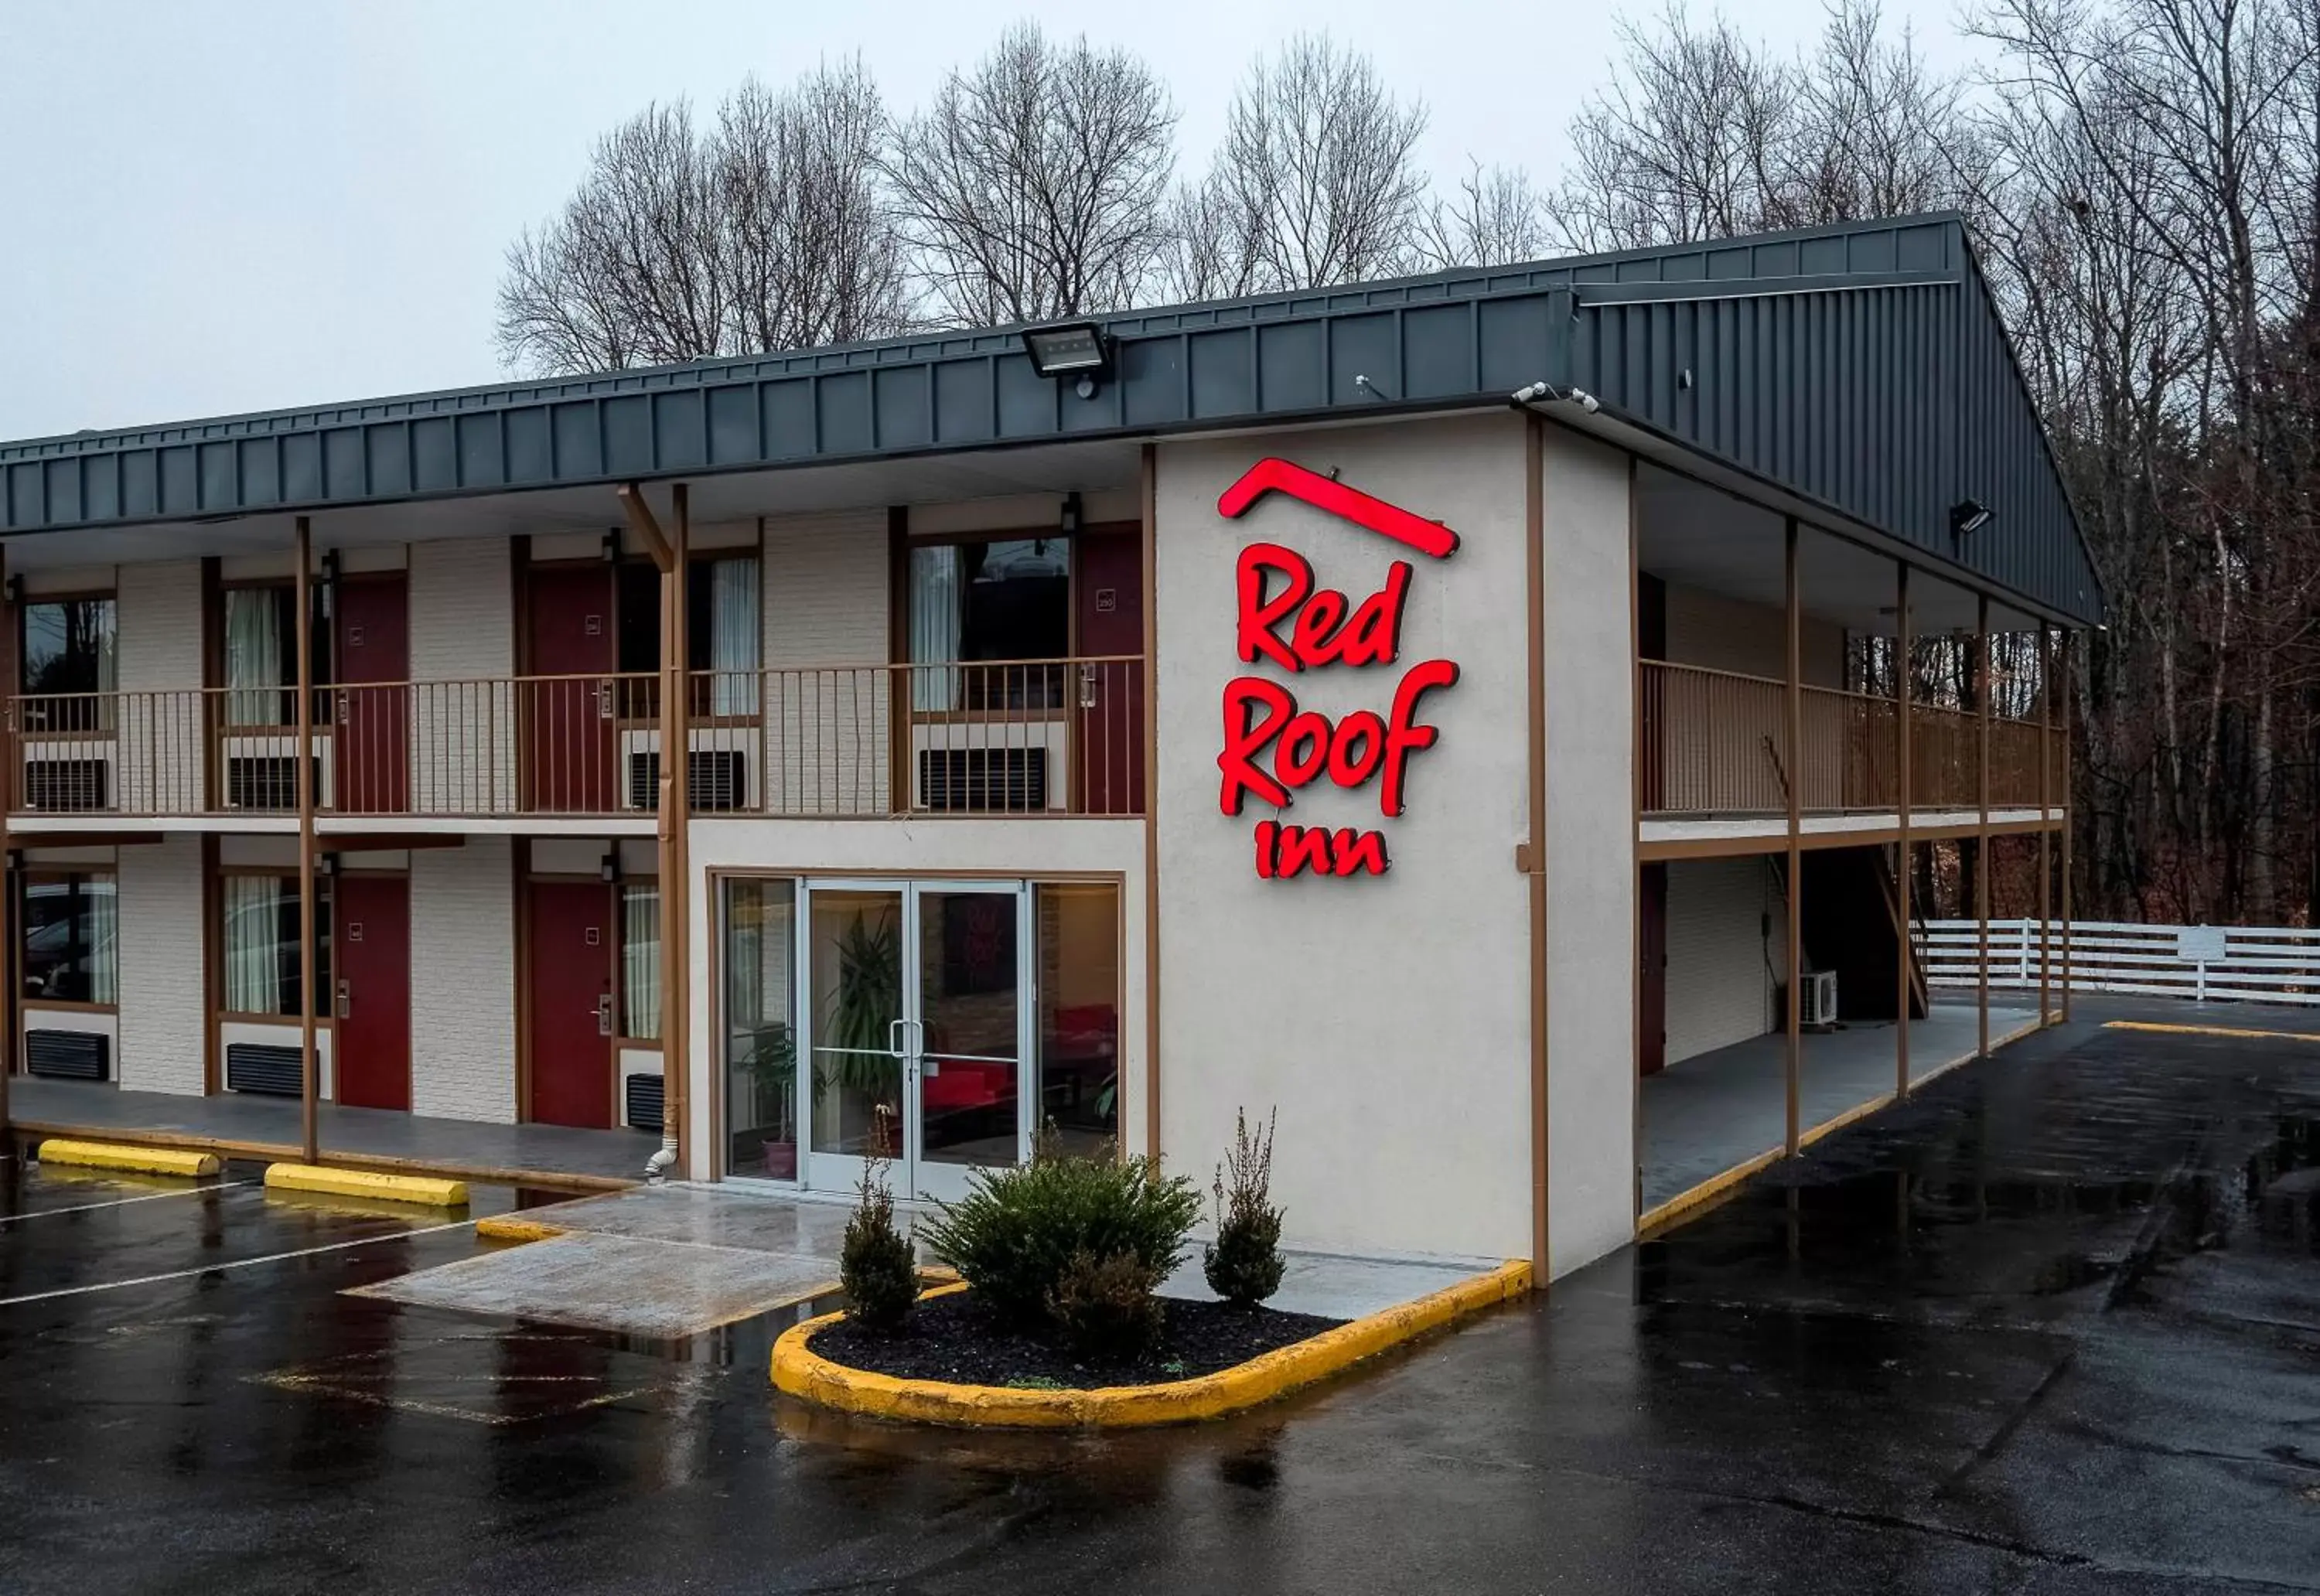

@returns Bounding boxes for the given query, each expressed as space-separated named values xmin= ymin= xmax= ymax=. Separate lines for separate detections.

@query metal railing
xmin=5 ymin=656 xmax=1145 ymax=820
xmin=1639 ymin=660 xmax=2057 ymax=819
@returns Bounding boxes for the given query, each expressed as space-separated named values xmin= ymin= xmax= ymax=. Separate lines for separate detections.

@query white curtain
xmin=623 ymin=883 xmax=661 ymax=1041
xmin=708 ymin=559 xmax=760 ymax=717
xmin=223 ymin=876 xmax=283 ymax=1013
xmin=223 ymin=589 xmax=284 ymax=725
xmin=909 ymin=546 xmax=962 ymax=711
xmin=84 ymin=877 xmax=118 ymax=1006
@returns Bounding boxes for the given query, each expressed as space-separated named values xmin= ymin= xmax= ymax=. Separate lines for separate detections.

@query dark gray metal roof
xmin=0 ymin=213 xmax=2099 ymax=622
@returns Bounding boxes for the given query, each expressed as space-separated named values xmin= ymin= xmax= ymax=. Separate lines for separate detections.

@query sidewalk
xmin=5 ymin=1077 xmax=646 ymax=1188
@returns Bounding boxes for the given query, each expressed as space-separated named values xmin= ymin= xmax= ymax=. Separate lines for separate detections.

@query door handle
xmin=336 ymin=978 xmax=350 ymax=1019
xmin=596 ymin=993 xmax=614 ymax=1037
xmin=335 ymin=690 xmax=350 ymax=726
xmin=597 ymin=680 xmax=616 ymax=719
xmin=1078 ymin=664 xmax=1097 ymax=708
xmin=888 ymin=1018 xmax=906 ymax=1057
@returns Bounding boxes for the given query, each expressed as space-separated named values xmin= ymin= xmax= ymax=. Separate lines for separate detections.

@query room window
xmin=908 ymin=538 xmax=1070 ymax=711
xmin=222 ymin=587 xmax=331 ymax=727
xmin=221 ymin=875 xmax=329 ymax=1016
xmin=620 ymin=882 xmax=661 ymax=1041
xmin=20 ymin=597 xmax=116 ymax=732
xmin=616 ymin=557 xmax=761 ymax=717
xmin=20 ymin=873 xmax=118 ymax=1005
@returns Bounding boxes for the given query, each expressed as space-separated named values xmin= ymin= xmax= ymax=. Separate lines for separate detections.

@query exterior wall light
xmin=1021 ymin=321 xmax=1111 ymax=397
xmin=1950 ymin=498 xmax=1994 ymax=537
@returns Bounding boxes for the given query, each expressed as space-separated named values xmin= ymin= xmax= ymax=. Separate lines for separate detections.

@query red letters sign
xmin=1215 ymin=458 xmax=1460 ymax=880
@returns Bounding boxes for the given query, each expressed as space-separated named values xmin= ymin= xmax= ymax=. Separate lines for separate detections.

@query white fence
xmin=1923 ymin=918 xmax=2320 ymax=1005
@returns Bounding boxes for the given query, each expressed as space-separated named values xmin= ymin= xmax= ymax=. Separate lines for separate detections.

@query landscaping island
xmin=770 ymin=1116 xmax=1530 ymax=1429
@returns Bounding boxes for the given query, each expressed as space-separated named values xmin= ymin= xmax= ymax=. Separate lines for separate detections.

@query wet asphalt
xmin=2 ymin=1004 xmax=2316 ymax=1594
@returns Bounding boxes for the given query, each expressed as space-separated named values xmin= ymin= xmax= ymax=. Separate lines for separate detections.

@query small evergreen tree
xmin=1204 ymin=1107 xmax=1285 ymax=1308
xmin=840 ymin=1157 xmax=917 ymax=1332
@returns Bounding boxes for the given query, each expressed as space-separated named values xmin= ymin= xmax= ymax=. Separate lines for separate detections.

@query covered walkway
xmin=1640 ymin=1000 xmax=2041 ymax=1216
xmin=5 ymin=1078 xmax=644 ymax=1188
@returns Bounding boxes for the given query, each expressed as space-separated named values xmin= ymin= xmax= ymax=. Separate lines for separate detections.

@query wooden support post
xmin=1976 ymin=596 xmax=1991 ymax=1060
xmin=0 ymin=540 xmax=13 ymax=1143
xmin=295 ymin=516 xmax=319 ymax=1165
xmin=665 ymin=485 xmax=691 ymax=1173
xmin=1895 ymin=562 xmax=1912 ymax=1099
xmin=1784 ymin=519 xmax=1801 ymax=1156
xmin=2038 ymin=620 xmax=2052 ymax=1025
xmin=2061 ymin=629 xmax=2075 ymax=1023
xmin=619 ymin=482 xmax=689 ymax=1177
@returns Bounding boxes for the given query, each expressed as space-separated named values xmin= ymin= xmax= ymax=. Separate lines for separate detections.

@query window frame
xmin=217 ymin=579 xmax=333 ymax=731
xmin=216 ymin=868 xmax=333 ymax=1022
xmin=901 ymin=532 xmax=1076 ymax=718
xmin=18 ymin=868 xmax=120 ymax=1011
xmin=612 ymin=552 xmax=762 ymax=727
xmin=17 ymin=592 xmax=119 ymax=737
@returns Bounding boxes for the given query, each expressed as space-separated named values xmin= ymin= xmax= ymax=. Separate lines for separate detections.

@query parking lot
xmin=2 ymin=1001 xmax=2316 ymax=1595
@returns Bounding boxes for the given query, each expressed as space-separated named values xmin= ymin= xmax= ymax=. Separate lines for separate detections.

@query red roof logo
xmin=1216 ymin=458 xmax=1459 ymax=560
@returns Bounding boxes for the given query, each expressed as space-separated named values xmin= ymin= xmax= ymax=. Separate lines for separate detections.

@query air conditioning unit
xmin=225 ymin=755 xmax=324 ymax=811
xmin=918 ymin=746 xmax=1048 ymax=812
xmin=625 ymin=749 xmax=747 ymax=811
xmin=623 ymin=1068 xmax=665 ymax=1132
xmin=1797 ymin=968 xmax=1839 ymax=1029
xmin=225 ymin=1042 xmax=304 ymax=1096
xmin=22 ymin=758 xmax=109 ymax=810
xmin=26 ymin=1029 xmax=109 ymax=1081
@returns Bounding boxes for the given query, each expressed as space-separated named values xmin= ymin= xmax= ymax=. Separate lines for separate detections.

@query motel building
xmin=0 ymin=213 xmax=2096 ymax=1278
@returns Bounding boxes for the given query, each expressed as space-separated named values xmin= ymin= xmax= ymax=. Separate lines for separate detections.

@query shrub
xmin=1047 ymin=1248 xmax=1165 ymax=1357
xmin=840 ymin=1159 xmax=917 ymax=1332
xmin=919 ymin=1139 xmax=1201 ymax=1330
xmin=1204 ymin=1107 xmax=1285 ymax=1308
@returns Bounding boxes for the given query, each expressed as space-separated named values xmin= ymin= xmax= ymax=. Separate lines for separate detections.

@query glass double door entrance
xmin=800 ymin=880 xmax=1032 ymax=1202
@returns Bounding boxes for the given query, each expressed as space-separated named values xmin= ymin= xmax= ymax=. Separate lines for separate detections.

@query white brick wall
xmin=1664 ymin=856 xmax=1783 ymax=1065
xmin=115 ymin=559 xmax=206 ymax=811
xmin=408 ymin=539 xmax=514 ymax=812
xmin=762 ymin=511 xmax=890 ymax=812
xmin=115 ymin=835 xmax=206 ymax=1095
xmin=409 ymin=838 xmax=517 ymax=1123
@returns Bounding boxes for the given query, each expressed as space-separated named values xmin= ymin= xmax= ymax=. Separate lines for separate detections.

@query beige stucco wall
xmin=1541 ymin=425 xmax=1639 ymax=1276
xmin=1153 ymin=412 xmax=1535 ymax=1262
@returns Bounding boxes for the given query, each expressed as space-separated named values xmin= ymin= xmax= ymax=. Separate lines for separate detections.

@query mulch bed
xmin=812 ymin=1291 xmax=1344 ymax=1388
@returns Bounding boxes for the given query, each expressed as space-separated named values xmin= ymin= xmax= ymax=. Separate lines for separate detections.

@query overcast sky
xmin=0 ymin=0 xmax=1988 ymax=441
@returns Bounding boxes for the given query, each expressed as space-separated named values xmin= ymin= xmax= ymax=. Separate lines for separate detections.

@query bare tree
xmin=1186 ymin=33 xmax=1431 ymax=292
xmin=1548 ymin=4 xmax=1803 ymax=252
xmin=1417 ymin=160 xmax=1552 ymax=269
xmin=887 ymin=22 xmax=1177 ymax=326
xmin=496 ymin=60 xmax=907 ymax=374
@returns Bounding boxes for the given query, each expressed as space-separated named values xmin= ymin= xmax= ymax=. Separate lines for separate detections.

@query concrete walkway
xmin=6 ymin=1077 xmax=647 ymax=1185
xmin=355 ymin=1182 xmax=1500 ymax=1336
xmin=1640 ymin=1001 xmax=2041 ymax=1213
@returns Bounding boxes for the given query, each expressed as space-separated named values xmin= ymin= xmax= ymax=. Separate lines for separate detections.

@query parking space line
xmin=0 ymin=1219 xmax=475 ymax=1307
xmin=0 ymin=1180 xmax=257 ymax=1225
xmin=2104 ymin=1019 xmax=2320 ymax=1044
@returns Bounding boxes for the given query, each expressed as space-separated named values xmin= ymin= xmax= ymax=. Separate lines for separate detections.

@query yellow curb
xmin=474 ymin=1215 xmax=568 ymax=1243
xmin=2105 ymin=1018 xmax=2320 ymax=1045
xmin=37 ymin=1138 xmax=221 ymax=1178
xmin=264 ymin=1162 xmax=468 ymax=1209
xmin=772 ymin=1260 xmax=1534 ymax=1430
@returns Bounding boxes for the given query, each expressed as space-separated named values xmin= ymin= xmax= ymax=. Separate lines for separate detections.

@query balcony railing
xmin=1639 ymin=660 xmax=2057 ymax=820
xmin=5 ymin=656 xmax=1145 ymax=821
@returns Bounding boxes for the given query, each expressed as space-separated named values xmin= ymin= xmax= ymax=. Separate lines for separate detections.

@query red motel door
xmin=528 ymin=879 xmax=614 ymax=1128
xmin=525 ymin=564 xmax=616 ymax=812
xmin=1073 ymin=527 xmax=1145 ymax=815
xmin=334 ymin=874 xmax=412 ymax=1110
xmin=335 ymin=574 xmax=409 ymax=814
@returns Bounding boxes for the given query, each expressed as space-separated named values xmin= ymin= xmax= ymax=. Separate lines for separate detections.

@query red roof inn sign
xmin=1215 ymin=458 xmax=1462 ymax=880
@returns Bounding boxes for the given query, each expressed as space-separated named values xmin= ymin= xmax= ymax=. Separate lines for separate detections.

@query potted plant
xmin=741 ymin=1022 xmax=800 ymax=1178
xmin=825 ymin=909 xmax=902 ymax=1110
